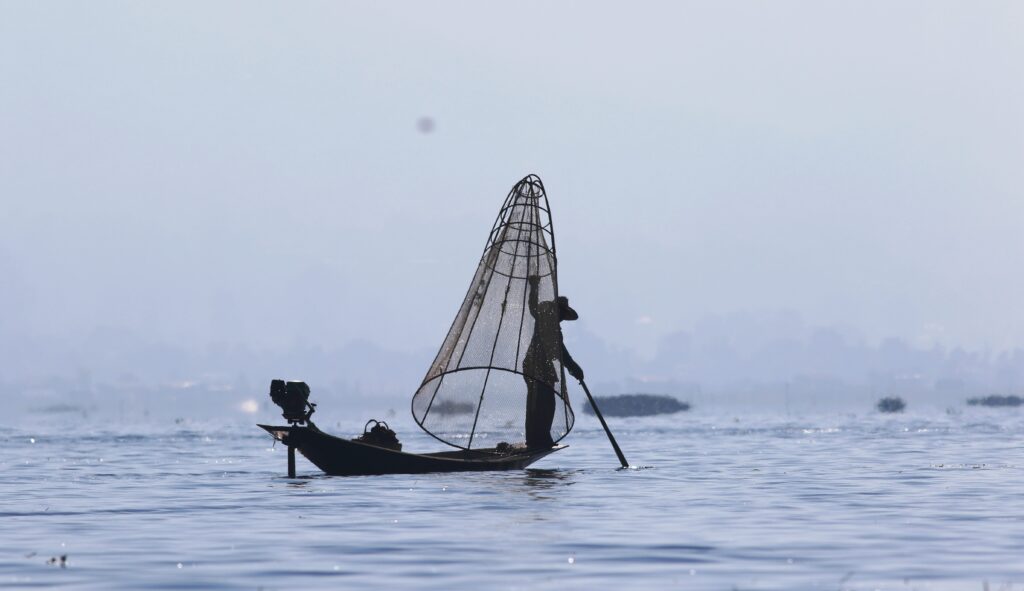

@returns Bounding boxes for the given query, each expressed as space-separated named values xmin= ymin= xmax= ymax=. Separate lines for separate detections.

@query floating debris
xmin=46 ymin=555 xmax=67 ymax=568
xmin=876 ymin=397 xmax=906 ymax=413
xmin=584 ymin=394 xmax=690 ymax=417
xmin=966 ymin=395 xmax=1023 ymax=407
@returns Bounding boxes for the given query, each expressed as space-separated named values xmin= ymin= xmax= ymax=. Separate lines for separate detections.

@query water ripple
xmin=2 ymin=410 xmax=1022 ymax=589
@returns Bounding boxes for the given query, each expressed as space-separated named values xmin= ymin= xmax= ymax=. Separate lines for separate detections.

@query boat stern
xmin=258 ymin=424 xmax=295 ymax=444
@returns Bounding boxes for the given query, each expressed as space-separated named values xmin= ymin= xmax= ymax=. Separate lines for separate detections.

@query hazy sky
xmin=2 ymin=2 xmax=1022 ymax=362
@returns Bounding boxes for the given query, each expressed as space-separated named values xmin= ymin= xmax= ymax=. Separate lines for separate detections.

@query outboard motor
xmin=269 ymin=379 xmax=316 ymax=424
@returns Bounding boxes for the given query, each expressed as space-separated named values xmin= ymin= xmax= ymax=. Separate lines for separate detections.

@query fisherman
xmin=524 ymin=274 xmax=584 ymax=448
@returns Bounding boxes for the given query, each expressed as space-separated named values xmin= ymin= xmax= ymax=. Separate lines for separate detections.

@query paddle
xmin=577 ymin=378 xmax=629 ymax=468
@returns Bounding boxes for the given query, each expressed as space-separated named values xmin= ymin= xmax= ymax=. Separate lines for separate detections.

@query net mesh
xmin=411 ymin=175 xmax=575 ymax=449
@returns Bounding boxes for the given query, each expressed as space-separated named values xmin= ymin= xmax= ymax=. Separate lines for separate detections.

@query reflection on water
xmin=2 ymin=410 xmax=1023 ymax=589
xmin=516 ymin=468 xmax=579 ymax=500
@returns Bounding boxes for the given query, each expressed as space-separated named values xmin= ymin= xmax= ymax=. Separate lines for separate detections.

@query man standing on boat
xmin=524 ymin=274 xmax=584 ymax=448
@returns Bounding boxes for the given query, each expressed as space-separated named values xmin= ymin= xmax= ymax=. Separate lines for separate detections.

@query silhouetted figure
xmin=523 ymin=274 xmax=583 ymax=448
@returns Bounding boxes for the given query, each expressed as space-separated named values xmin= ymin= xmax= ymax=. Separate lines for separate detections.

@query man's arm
xmin=561 ymin=343 xmax=584 ymax=381
xmin=527 ymin=274 xmax=540 ymax=318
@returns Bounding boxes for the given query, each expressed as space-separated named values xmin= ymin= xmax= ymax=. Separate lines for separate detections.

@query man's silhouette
xmin=523 ymin=274 xmax=583 ymax=448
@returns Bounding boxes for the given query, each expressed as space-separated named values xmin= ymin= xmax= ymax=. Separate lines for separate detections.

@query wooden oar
xmin=578 ymin=379 xmax=629 ymax=468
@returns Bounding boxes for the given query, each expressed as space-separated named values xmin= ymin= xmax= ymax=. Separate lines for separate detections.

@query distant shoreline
xmin=584 ymin=394 xmax=690 ymax=417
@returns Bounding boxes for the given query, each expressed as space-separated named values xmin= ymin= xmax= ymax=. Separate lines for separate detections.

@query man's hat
xmin=557 ymin=296 xmax=579 ymax=321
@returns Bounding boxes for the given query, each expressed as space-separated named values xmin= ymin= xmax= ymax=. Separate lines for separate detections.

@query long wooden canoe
xmin=259 ymin=423 xmax=564 ymax=476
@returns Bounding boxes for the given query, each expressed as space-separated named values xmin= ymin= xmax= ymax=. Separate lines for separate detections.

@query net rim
xmin=412 ymin=366 xmax=575 ymax=451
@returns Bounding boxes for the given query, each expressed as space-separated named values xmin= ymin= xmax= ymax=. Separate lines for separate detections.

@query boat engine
xmin=269 ymin=379 xmax=317 ymax=424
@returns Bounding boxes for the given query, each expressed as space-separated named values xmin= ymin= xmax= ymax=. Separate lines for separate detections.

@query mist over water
xmin=2 ymin=2 xmax=1024 ymax=411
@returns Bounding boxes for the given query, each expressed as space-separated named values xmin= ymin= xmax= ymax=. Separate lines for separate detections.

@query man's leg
xmin=524 ymin=377 xmax=556 ymax=448
xmin=536 ymin=382 xmax=556 ymax=447
xmin=525 ymin=377 xmax=541 ymax=447
xmin=525 ymin=379 xmax=556 ymax=448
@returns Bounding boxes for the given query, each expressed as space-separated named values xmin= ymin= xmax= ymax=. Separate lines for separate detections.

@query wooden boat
xmin=259 ymin=174 xmax=626 ymax=476
xmin=259 ymin=423 xmax=565 ymax=476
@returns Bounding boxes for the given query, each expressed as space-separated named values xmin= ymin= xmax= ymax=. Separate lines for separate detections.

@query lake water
xmin=3 ymin=406 xmax=1023 ymax=590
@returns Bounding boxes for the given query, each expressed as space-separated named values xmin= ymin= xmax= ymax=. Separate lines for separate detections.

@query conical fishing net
xmin=412 ymin=175 xmax=575 ymax=450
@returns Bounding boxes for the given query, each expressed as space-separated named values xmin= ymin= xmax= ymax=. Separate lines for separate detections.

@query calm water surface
xmin=2 ymin=407 xmax=1023 ymax=590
